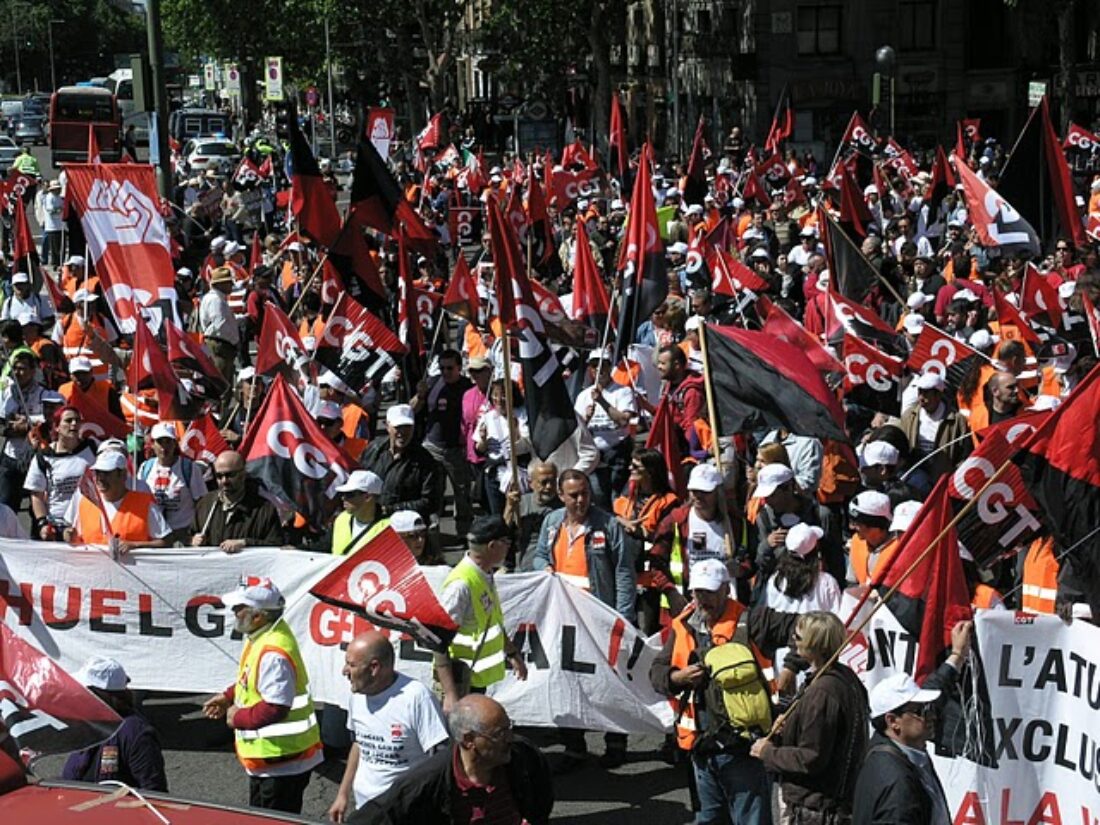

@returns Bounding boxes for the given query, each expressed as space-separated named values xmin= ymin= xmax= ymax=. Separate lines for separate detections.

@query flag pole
xmin=765 ymin=458 xmax=1016 ymax=740
xmin=287 ymin=251 xmax=330 ymax=318
xmin=697 ymin=322 xmax=738 ymax=563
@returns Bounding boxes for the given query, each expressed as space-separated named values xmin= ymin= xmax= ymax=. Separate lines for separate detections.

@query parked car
xmin=0 ymin=135 xmax=21 ymax=174
xmin=183 ymin=137 xmax=239 ymax=175
xmin=14 ymin=114 xmax=46 ymax=145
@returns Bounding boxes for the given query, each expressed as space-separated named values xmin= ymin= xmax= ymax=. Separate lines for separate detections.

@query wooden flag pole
xmin=697 ymin=322 xmax=738 ymax=563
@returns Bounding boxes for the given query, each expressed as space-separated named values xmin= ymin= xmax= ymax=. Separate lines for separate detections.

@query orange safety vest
xmin=817 ymin=439 xmax=860 ymax=505
xmin=552 ymin=524 xmax=590 ymax=590
xmin=77 ymin=491 xmax=155 ymax=544
xmin=60 ymin=315 xmax=111 ymax=378
xmin=669 ymin=600 xmax=744 ymax=751
xmin=1022 ymin=536 xmax=1058 ymax=614
xmin=972 ymin=583 xmax=1002 ymax=610
xmin=850 ymin=535 xmax=900 ymax=586
xmin=1038 ymin=366 xmax=1064 ymax=400
xmin=60 ymin=379 xmax=113 ymax=410
xmin=341 ymin=403 xmax=371 ymax=441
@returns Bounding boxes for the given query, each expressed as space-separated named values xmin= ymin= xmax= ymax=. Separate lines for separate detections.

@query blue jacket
xmin=532 ymin=506 xmax=636 ymax=622
xmin=61 ymin=712 xmax=167 ymax=791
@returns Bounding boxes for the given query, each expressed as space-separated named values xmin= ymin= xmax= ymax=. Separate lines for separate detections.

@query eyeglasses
xmin=898 ymin=703 xmax=937 ymax=720
xmin=474 ymin=721 xmax=513 ymax=743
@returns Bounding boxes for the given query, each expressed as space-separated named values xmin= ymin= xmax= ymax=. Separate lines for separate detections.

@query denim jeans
xmin=692 ymin=749 xmax=772 ymax=825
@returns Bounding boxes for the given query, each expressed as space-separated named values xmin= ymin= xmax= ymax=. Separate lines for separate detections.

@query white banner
xmin=0 ymin=541 xmax=672 ymax=734
xmin=264 ymin=57 xmax=284 ymax=102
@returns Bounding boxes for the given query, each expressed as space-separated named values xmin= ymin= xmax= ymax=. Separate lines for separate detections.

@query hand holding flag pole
xmin=697 ymin=323 xmax=740 ymax=565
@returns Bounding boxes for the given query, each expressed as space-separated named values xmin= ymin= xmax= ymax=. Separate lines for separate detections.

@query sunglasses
xmin=898 ymin=703 xmax=937 ymax=720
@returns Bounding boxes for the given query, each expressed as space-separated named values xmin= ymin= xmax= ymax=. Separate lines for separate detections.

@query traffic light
xmin=274 ymin=102 xmax=294 ymax=139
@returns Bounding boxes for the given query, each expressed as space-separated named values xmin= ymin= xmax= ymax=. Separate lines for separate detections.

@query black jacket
xmin=852 ymin=732 xmax=942 ymax=824
xmin=349 ymin=737 xmax=553 ymax=825
xmin=360 ymin=439 xmax=444 ymax=522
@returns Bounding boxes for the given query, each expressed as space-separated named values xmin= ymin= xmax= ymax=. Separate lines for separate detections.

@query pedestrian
xmin=436 ymin=515 xmax=527 ymax=711
xmin=360 ymin=404 xmax=445 ymax=523
xmin=61 ymin=656 xmax=168 ymax=791
xmin=203 ymin=577 xmax=323 ymax=814
xmin=349 ymin=694 xmax=553 ymax=825
xmin=0 ymin=349 xmax=46 ymax=511
xmin=199 ymin=266 xmax=239 ymax=394
xmin=137 ymin=421 xmax=208 ymax=545
xmin=574 ymin=348 xmax=637 ymax=507
xmin=24 ymin=405 xmax=95 ymax=540
xmin=329 ymin=470 xmax=388 ymax=555
xmin=390 ymin=509 xmax=443 ymax=564
xmin=749 ymin=611 xmax=869 ymax=823
xmin=650 ymin=558 xmax=772 ymax=824
xmin=504 ymin=458 xmax=561 ymax=571
xmin=61 ymin=450 xmax=170 ymax=552
xmin=191 ymin=450 xmax=284 ymax=552
xmin=328 ymin=631 xmax=449 ymax=822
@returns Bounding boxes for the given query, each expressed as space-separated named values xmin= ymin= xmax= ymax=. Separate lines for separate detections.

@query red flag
xmin=754 ymin=153 xmax=790 ymax=186
xmin=645 ymin=395 xmax=686 ymax=498
xmin=571 ymin=219 xmax=610 ymax=328
xmin=69 ymin=386 xmax=128 ymax=441
xmin=764 ymin=87 xmax=794 ymax=155
xmin=164 ymin=318 xmax=229 ymax=399
xmin=1038 ymin=98 xmax=1088 ymax=250
xmin=240 ymin=374 xmax=355 ymax=527
xmin=757 ymin=294 xmax=843 ymax=375
xmin=249 ymin=230 xmax=263 ymax=277
xmin=954 ymin=122 xmax=967 ymax=162
xmin=684 ymin=116 xmax=708 ymax=205
xmin=442 ymin=254 xmax=479 ymax=321
xmin=1081 ymin=292 xmax=1100 ymax=359
xmin=783 ymin=176 xmax=807 ymax=209
xmin=708 ymin=247 xmax=768 ymax=298
xmin=397 ymin=229 xmax=426 ymax=356
xmin=255 ymin=300 xmax=310 ymax=378
xmin=877 ymin=478 xmax=972 ymax=681
xmin=838 ymin=111 xmax=878 ymax=156
xmin=1063 ymin=122 xmax=1100 ymax=154
xmin=827 ymin=289 xmax=898 ymax=338
xmin=961 ymin=118 xmax=981 ymax=145
xmin=1019 ymin=264 xmax=1063 ymax=329
xmin=415 ymin=113 xmax=444 ymax=169
xmin=181 ymin=411 xmax=230 ymax=465
xmin=842 ymin=333 xmax=904 ymax=414
xmin=87 ymin=123 xmax=102 ymax=164
xmin=321 ymin=258 xmax=345 ymax=306
xmin=309 ymin=526 xmax=458 ymax=651
xmin=609 ymin=91 xmax=628 ymax=182
xmin=11 ymin=196 xmax=35 ymax=265
xmin=333 ymin=220 xmax=387 ymax=300
xmin=62 ymin=164 xmax=178 ymax=334
xmin=289 ymin=120 xmax=341 ymax=248
xmin=347 ymin=140 xmax=435 ymax=254
xmin=837 ymin=162 xmax=873 ymax=237
xmin=992 ymin=288 xmax=1041 ymax=346
xmin=525 ymin=171 xmax=555 ymax=265
xmin=315 ymin=291 xmax=407 ymax=394
xmin=0 ymin=622 xmax=123 ymax=758
xmin=561 ymin=138 xmax=597 ymax=170
xmin=925 ymin=145 xmax=957 ymax=216
xmin=906 ymin=322 xmax=985 ymax=391
xmin=40 ymin=266 xmax=71 ymax=315
xmin=129 ymin=316 xmax=190 ymax=420
xmin=741 ymin=172 xmax=772 ymax=208
xmin=504 ymin=182 xmax=527 ymax=245
xmin=955 ymin=160 xmax=1040 ymax=256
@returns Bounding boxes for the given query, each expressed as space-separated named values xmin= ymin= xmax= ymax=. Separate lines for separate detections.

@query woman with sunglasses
xmin=25 ymin=405 xmax=96 ymax=541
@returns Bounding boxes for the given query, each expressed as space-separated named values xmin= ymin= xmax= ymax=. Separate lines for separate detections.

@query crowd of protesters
xmin=0 ymin=105 xmax=1097 ymax=825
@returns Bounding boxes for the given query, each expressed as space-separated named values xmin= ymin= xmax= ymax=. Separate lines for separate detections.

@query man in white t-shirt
xmin=328 ymin=631 xmax=449 ymax=822
xmin=574 ymin=348 xmax=637 ymax=507
xmin=137 ymin=422 xmax=208 ymax=544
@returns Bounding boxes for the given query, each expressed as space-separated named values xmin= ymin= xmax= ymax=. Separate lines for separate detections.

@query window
xmin=797 ymin=6 xmax=841 ymax=56
xmin=899 ymin=0 xmax=936 ymax=51
xmin=696 ymin=8 xmax=711 ymax=34
xmin=56 ymin=95 xmax=115 ymax=121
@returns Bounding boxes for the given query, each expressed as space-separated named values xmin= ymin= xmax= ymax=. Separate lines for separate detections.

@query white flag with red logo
xmin=64 ymin=164 xmax=178 ymax=333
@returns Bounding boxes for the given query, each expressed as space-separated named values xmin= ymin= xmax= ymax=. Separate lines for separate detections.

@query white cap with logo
xmin=689 ymin=558 xmax=731 ymax=592
xmin=869 ymin=672 xmax=941 ymax=719
xmin=221 ymin=576 xmax=285 ymax=611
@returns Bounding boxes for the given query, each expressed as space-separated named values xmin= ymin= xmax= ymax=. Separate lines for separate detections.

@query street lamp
xmin=10 ymin=2 xmax=22 ymax=95
xmin=48 ymin=19 xmax=63 ymax=91
xmin=875 ymin=45 xmax=897 ymax=136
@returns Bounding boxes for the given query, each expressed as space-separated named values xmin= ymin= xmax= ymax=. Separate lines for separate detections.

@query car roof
xmin=0 ymin=136 xmax=18 ymax=146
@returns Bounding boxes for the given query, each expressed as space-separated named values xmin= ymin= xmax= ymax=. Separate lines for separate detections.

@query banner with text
xmin=0 ymin=541 xmax=672 ymax=734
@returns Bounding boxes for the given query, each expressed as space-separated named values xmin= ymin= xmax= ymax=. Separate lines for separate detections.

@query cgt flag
xmin=704 ymin=323 xmax=847 ymax=442
xmin=181 ymin=411 xmax=230 ymax=466
xmin=309 ymin=527 xmax=458 ymax=652
xmin=906 ymin=322 xmax=985 ymax=394
xmin=757 ymin=295 xmax=844 ymax=375
xmin=239 ymin=373 xmax=354 ymax=528
xmin=842 ymin=333 xmax=903 ymax=415
xmin=315 ymin=291 xmax=407 ymax=395
xmin=0 ymin=622 xmax=123 ymax=758
xmin=255 ymin=300 xmax=311 ymax=381
xmin=955 ymin=155 xmax=1040 ymax=258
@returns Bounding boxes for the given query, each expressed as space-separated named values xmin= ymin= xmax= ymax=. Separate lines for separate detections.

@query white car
xmin=0 ymin=135 xmax=21 ymax=174
xmin=183 ymin=138 xmax=240 ymax=175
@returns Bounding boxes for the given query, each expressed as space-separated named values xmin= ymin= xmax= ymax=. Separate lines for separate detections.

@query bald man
xmin=191 ymin=450 xmax=284 ymax=551
xmin=351 ymin=694 xmax=553 ymax=825
xmin=329 ymin=631 xmax=448 ymax=823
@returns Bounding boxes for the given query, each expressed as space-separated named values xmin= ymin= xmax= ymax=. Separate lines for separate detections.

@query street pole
xmin=145 ymin=0 xmax=173 ymax=196
xmin=669 ymin=0 xmax=680 ymax=157
xmin=48 ymin=20 xmax=61 ymax=91
xmin=11 ymin=3 xmax=22 ymax=96
xmin=324 ymin=15 xmax=336 ymax=159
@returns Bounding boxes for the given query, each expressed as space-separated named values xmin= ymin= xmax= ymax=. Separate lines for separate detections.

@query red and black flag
xmin=1062 ymin=122 xmax=1100 ymax=155
xmin=998 ymin=97 xmax=1086 ymax=249
xmin=487 ymin=196 xmax=577 ymax=459
xmin=441 ymin=254 xmax=479 ymax=322
xmin=842 ymin=333 xmax=903 ymax=415
xmin=906 ymin=322 xmax=985 ymax=394
xmin=709 ymin=247 xmax=768 ymax=299
xmin=764 ymin=85 xmax=794 ymax=155
xmin=0 ymin=622 xmax=123 ymax=760
xmin=961 ymin=118 xmax=981 ymax=146
xmin=741 ymin=171 xmax=772 ymax=208
xmin=924 ymin=145 xmax=957 ymax=219
xmin=704 ymin=323 xmax=847 ymax=442
xmin=835 ymin=162 xmax=874 ymax=238
xmin=875 ymin=477 xmax=972 ymax=681
xmin=1015 ymin=363 xmax=1100 ymax=618
xmin=757 ymin=294 xmax=844 ymax=375
xmin=163 ymin=318 xmax=229 ymax=400
xmin=180 ymin=411 xmax=231 ymax=466
xmin=310 ymin=526 xmax=458 ymax=652
xmin=69 ymin=387 xmax=128 ymax=441
xmin=346 ymin=139 xmax=434 ymax=250
xmin=396 ymin=228 xmax=426 ymax=359
xmin=330 ymin=219 xmax=387 ymax=307
xmin=992 ymin=287 xmax=1041 ymax=348
xmin=288 ymin=118 xmax=342 ymax=249
xmin=613 ymin=143 xmax=667 ymax=365
xmin=955 ymin=159 xmax=1041 ymax=258
xmin=571 ymin=218 xmax=610 ymax=333
xmin=645 ymin=395 xmax=686 ymax=499
xmin=11 ymin=195 xmax=37 ymax=274
xmin=754 ymin=153 xmax=790 ymax=187
xmin=1020 ymin=263 xmax=1063 ymax=329
xmin=683 ymin=116 xmax=709 ymax=206
xmin=255 ymin=300 xmax=311 ymax=381
xmin=240 ymin=373 xmax=355 ymax=527
xmin=561 ymin=138 xmax=597 ymax=171
xmin=820 ymin=209 xmax=898 ymax=303
xmin=525 ymin=171 xmax=556 ymax=267
xmin=315 ymin=291 xmax=407 ymax=395
xmin=608 ymin=91 xmax=629 ymax=183
xmin=826 ymin=288 xmax=901 ymax=354
xmin=129 ymin=315 xmax=192 ymax=421
xmin=838 ymin=111 xmax=878 ymax=158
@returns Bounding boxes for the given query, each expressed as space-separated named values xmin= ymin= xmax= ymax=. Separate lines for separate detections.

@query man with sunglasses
xmin=853 ymin=621 xmax=972 ymax=824
xmin=192 ymin=450 xmax=284 ymax=552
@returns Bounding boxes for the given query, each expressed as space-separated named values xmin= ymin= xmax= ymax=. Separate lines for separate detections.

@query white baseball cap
xmin=668 ymin=241 xmax=689 ymax=255
xmin=869 ymin=672 xmax=942 ymax=719
xmin=237 ymin=366 xmax=256 ymax=382
xmin=210 ymin=236 xmax=227 ymax=250
xmin=70 ymin=356 xmax=94 ymax=374
xmin=1029 ymin=394 xmax=1062 ymax=412
xmin=906 ymin=292 xmax=933 ymax=310
xmin=224 ymin=241 xmax=242 ymax=256
xmin=66 ymin=254 xmax=86 ymax=267
xmin=689 ymin=558 xmax=731 ymax=592
xmin=968 ymin=329 xmax=993 ymax=351
xmin=785 ymin=523 xmax=824 ymax=558
xmin=914 ymin=371 xmax=946 ymax=392
xmin=685 ymin=204 xmax=704 ymax=217
xmin=903 ymin=314 xmax=926 ymax=335
xmin=889 ymin=500 xmax=922 ymax=533
xmin=687 ymin=463 xmax=724 ymax=493
xmin=150 ymin=422 xmax=178 ymax=441
xmin=390 ymin=510 xmax=426 ymax=534
xmin=73 ymin=288 xmax=98 ymax=304
xmin=849 ymin=490 xmax=893 ymax=522
xmin=11 ymin=271 xmax=29 ymax=284
xmin=221 ymin=576 xmax=285 ymax=611
xmin=684 ymin=315 xmax=704 ymax=333
xmin=1058 ymin=281 xmax=1076 ymax=301
xmin=754 ymin=464 xmax=795 ymax=499
xmin=75 ymin=656 xmax=130 ymax=691
xmin=953 ymin=288 xmax=979 ymax=304
xmin=386 ymin=404 xmax=415 ymax=427
xmin=317 ymin=400 xmax=343 ymax=422
xmin=176 ymin=266 xmax=194 ymax=279
xmin=335 ymin=469 xmax=383 ymax=496
xmin=862 ymin=441 xmax=900 ymax=467
xmin=91 ymin=451 xmax=128 ymax=472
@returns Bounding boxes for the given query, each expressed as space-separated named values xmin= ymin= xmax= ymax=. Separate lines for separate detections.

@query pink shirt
xmin=462 ymin=384 xmax=490 ymax=464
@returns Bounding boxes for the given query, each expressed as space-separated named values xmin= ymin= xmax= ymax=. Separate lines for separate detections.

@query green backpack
xmin=703 ymin=641 xmax=773 ymax=740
